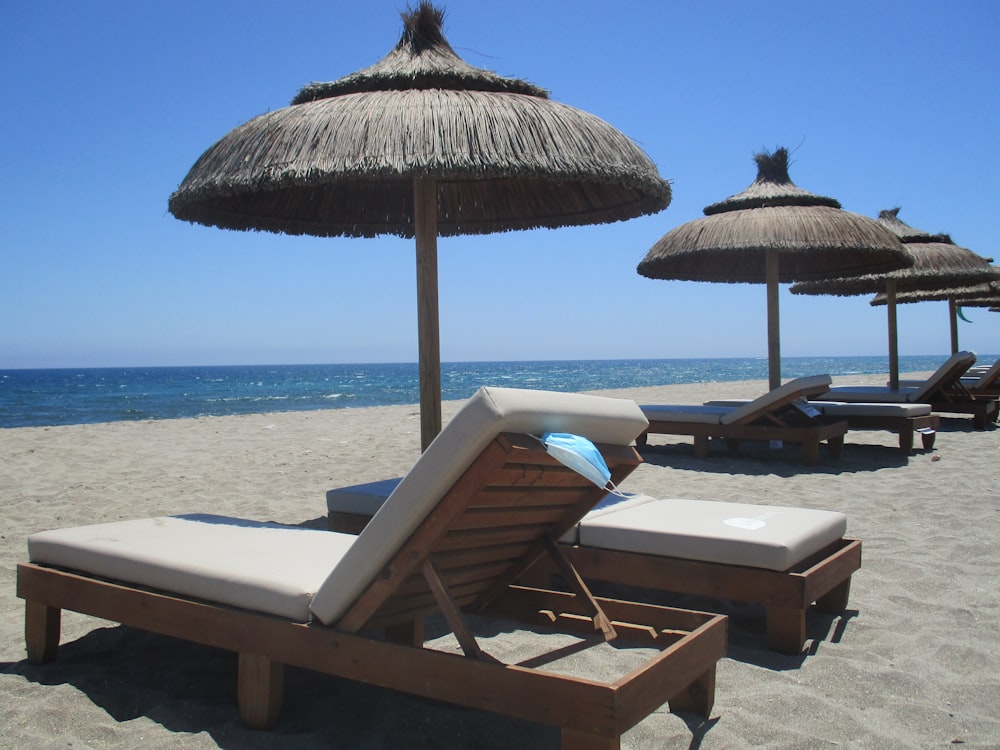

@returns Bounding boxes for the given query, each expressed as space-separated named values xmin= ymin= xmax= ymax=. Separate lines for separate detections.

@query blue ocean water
xmin=0 ymin=356 xmax=973 ymax=429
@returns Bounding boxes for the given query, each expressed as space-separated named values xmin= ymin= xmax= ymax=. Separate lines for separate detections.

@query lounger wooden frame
xmin=328 ymin=507 xmax=860 ymax=656
xmin=531 ymin=538 xmax=861 ymax=655
xmin=831 ymin=412 xmax=939 ymax=452
xmin=638 ymin=378 xmax=848 ymax=465
xmin=637 ymin=419 xmax=848 ymax=465
xmin=924 ymin=387 xmax=999 ymax=430
xmin=834 ymin=352 xmax=998 ymax=429
xmin=921 ymin=356 xmax=1000 ymax=428
xmin=18 ymin=433 xmax=728 ymax=750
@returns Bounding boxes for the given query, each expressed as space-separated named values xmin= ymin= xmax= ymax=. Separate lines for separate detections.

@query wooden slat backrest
xmin=913 ymin=351 xmax=975 ymax=402
xmin=337 ymin=432 xmax=640 ymax=633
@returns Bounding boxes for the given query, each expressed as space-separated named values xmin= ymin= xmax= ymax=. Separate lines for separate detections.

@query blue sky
xmin=2 ymin=1 xmax=998 ymax=369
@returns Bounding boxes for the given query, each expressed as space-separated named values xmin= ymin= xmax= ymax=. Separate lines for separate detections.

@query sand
xmin=2 ymin=373 xmax=999 ymax=749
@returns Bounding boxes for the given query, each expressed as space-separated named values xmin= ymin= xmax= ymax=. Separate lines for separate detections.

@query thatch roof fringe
xmin=170 ymin=89 xmax=669 ymax=238
xmin=639 ymin=204 xmax=909 ymax=282
xmin=293 ymin=1 xmax=547 ymax=104
xmin=637 ymin=147 xmax=908 ymax=283
xmin=871 ymin=280 xmax=1000 ymax=306
xmin=790 ymin=207 xmax=997 ymax=297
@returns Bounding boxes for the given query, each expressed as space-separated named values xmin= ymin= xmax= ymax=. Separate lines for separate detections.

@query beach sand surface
xmin=3 ymin=374 xmax=1000 ymax=749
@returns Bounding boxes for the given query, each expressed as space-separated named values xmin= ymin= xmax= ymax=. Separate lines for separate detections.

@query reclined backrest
xmin=310 ymin=386 xmax=649 ymax=625
xmin=971 ymin=357 xmax=1000 ymax=390
xmin=909 ymin=351 xmax=976 ymax=402
xmin=720 ymin=374 xmax=832 ymax=425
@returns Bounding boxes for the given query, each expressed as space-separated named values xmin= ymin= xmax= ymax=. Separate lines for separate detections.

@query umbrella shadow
xmin=935 ymin=416 xmax=998 ymax=433
xmin=637 ymin=439 xmax=915 ymax=476
xmin=3 ymin=623 xmax=565 ymax=749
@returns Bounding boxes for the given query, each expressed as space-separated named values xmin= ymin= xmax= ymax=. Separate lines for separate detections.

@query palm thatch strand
xmin=168 ymin=2 xmax=671 ymax=238
xmin=637 ymin=148 xmax=909 ymax=283
xmin=791 ymin=208 xmax=998 ymax=297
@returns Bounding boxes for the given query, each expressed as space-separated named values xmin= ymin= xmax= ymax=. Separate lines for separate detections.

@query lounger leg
xmin=385 ymin=618 xmax=425 ymax=646
xmin=815 ymin=577 xmax=852 ymax=614
xmin=765 ymin=605 xmax=806 ymax=654
xmin=668 ymin=665 xmax=716 ymax=717
xmin=801 ymin=441 xmax=820 ymax=466
xmin=827 ymin=435 xmax=844 ymax=460
xmin=974 ymin=411 xmax=987 ymax=429
xmin=25 ymin=600 xmax=61 ymax=664
xmin=238 ymin=652 xmax=284 ymax=730
xmin=921 ymin=431 xmax=936 ymax=450
xmin=693 ymin=436 xmax=710 ymax=458
xmin=635 ymin=430 xmax=648 ymax=448
xmin=561 ymin=728 xmax=620 ymax=750
xmin=898 ymin=429 xmax=915 ymax=453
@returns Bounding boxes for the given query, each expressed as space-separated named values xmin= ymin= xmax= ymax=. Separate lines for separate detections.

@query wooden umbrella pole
xmin=948 ymin=298 xmax=959 ymax=354
xmin=887 ymin=280 xmax=899 ymax=390
xmin=766 ymin=247 xmax=781 ymax=391
xmin=414 ymin=176 xmax=442 ymax=451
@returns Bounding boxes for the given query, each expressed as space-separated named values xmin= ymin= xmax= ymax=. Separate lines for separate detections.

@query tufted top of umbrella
xmin=792 ymin=208 xmax=998 ymax=297
xmin=292 ymin=4 xmax=547 ymax=102
xmin=167 ymin=2 xmax=671 ymax=239
xmin=637 ymin=148 xmax=910 ymax=283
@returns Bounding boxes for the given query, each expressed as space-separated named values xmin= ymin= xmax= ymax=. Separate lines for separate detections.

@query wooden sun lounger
xmin=705 ymin=399 xmax=940 ymax=453
xmin=17 ymin=387 xmax=727 ymax=750
xmin=637 ymin=375 xmax=848 ymax=465
xmin=958 ymin=358 xmax=1000 ymax=399
xmin=821 ymin=351 xmax=999 ymax=429
xmin=327 ymin=483 xmax=861 ymax=655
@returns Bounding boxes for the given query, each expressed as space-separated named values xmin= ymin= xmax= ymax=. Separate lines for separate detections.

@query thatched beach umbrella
xmin=168 ymin=2 xmax=671 ymax=450
xmin=637 ymin=148 xmax=910 ymax=390
xmin=870 ymin=277 xmax=1000 ymax=356
xmin=792 ymin=208 xmax=998 ymax=387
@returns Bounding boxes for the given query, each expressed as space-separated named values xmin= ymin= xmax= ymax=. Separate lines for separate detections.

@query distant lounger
xmin=637 ymin=374 xmax=848 ymax=465
xmin=820 ymin=351 xmax=999 ymax=429
xmin=327 ymin=479 xmax=861 ymax=655
xmin=950 ymin=357 xmax=1000 ymax=399
xmin=18 ymin=387 xmax=728 ymax=749
xmin=705 ymin=399 xmax=939 ymax=453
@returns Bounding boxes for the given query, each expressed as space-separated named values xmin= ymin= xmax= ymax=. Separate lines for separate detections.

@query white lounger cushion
xmin=28 ymin=514 xmax=357 ymax=622
xmin=640 ymin=374 xmax=833 ymax=426
xmin=578 ymin=495 xmax=847 ymax=571
xmin=814 ymin=386 xmax=915 ymax=403
xmin=310 ymin=387 xmax=648 ymax=624
xmin=325 ymin=482 xmax=846 ymax=572
xmin=639 ymin=404 xmax=730 ymax=425
xmin=705 ymin=399 xmax=932 ymax=418
xmin=327 ymin=477 xmax=404 ymax=517
xmin=810 ymin=401 xmax=931 ymax=418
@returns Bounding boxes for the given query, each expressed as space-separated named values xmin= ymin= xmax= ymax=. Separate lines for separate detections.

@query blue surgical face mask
xmin=536 ymin=432 xmax=626 ymax=497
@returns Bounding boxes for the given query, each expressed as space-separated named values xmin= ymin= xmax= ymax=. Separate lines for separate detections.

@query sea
xmin=0 ymin=356 xmax=973 ymax=429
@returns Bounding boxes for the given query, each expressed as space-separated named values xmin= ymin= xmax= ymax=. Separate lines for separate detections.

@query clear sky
xmin=2 ymin=1 xmax=998 ymax=369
